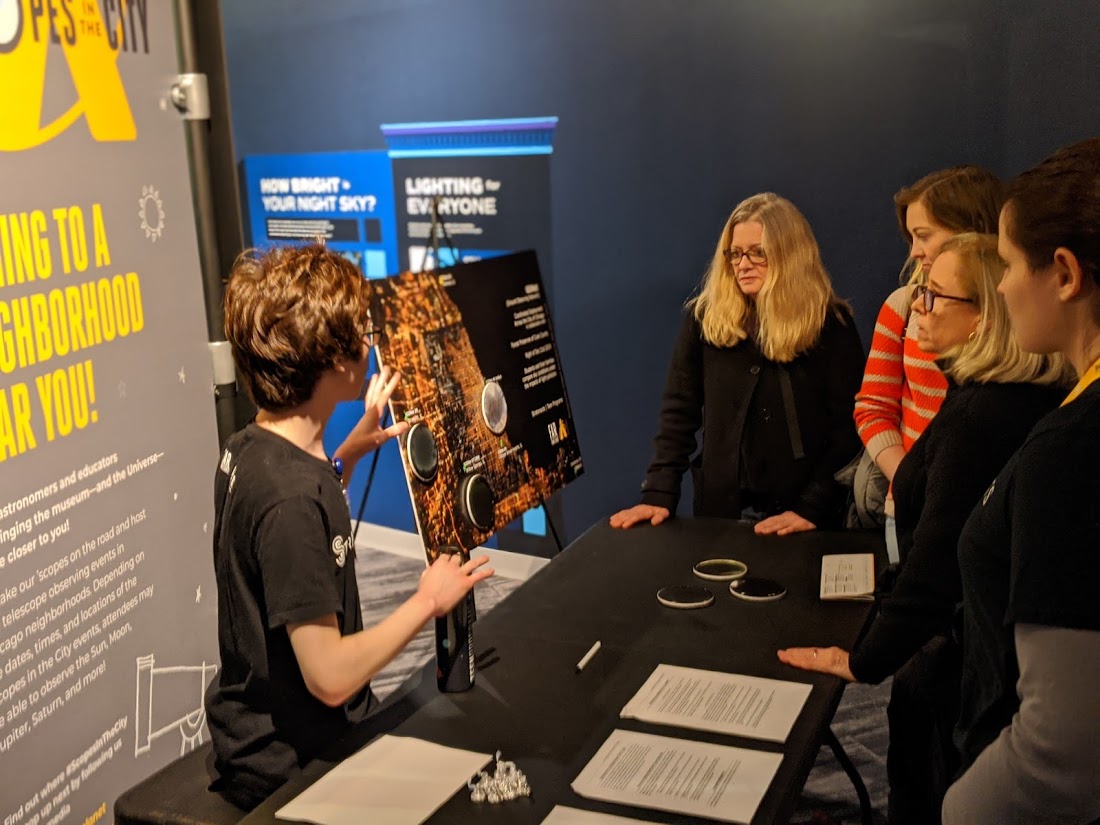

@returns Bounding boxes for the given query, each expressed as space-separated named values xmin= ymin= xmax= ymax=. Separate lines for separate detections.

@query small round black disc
xmin=729 ymin=577 xmax=787 ymax=602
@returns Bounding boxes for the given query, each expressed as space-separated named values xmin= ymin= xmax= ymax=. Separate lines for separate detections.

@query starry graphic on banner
xmin=178 ymin=367 xmax=186 ymax=384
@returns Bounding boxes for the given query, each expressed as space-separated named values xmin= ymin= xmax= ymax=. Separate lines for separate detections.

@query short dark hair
xmin=224 ymin=244 xmax=371 ymax=411
xmin=1003 ymin=137 xmax=1100 ymax=287
xmin=894 ymin=166 xmax=1005 ymax=243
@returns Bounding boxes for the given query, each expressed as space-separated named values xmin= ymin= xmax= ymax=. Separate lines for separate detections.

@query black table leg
xmin=824 ymin=726 xmax=873 ymax=825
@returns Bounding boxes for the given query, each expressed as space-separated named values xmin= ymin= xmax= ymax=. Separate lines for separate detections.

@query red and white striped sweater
xmin=854 ymin=286 xmax=947 ymax=458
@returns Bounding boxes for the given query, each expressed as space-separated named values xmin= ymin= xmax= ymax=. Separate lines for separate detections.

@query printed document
xmin=620 ymin=664 xmax=812 ymax=743
xmin=571 ymin=729 xmax=782 ymax=824
xmin=276 ymin=735 xmax=490 ymax=825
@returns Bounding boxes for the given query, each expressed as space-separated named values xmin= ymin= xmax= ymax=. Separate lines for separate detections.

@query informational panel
xmin=0 ymin=3 xmax=219 ymax=823
xmin=372 ymin=253 xmax=582 ymax=558
xmin=239 ymin=150 xmax=398 ymax=278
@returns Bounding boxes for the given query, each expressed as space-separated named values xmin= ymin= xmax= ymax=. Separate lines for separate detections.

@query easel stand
xmin=418 ymin=197 xmax=476 ymax=693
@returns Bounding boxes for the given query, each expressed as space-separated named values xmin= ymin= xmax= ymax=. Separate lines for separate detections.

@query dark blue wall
xmin=221 ymin=0 xmax=1100 ymax=541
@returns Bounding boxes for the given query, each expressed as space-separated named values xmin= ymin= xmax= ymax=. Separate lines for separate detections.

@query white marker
xmin=575 ymin=641 xmax=602 ymax=673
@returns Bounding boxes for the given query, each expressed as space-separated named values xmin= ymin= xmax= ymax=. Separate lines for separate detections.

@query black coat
xmin=848 ymin=380 xmax=1064 ymax=684
xmin=640 ymin=305 xmax=864 ymax=527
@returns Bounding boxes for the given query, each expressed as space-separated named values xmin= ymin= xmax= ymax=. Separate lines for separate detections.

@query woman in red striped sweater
xmin=853 ymin=167 xmax=1005 ymax=528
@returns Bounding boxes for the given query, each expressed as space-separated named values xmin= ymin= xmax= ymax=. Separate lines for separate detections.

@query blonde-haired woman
xmin=610 ymin=193 xmax=864 ymax=535
xmin=779 ymin=233 xmax=1069 ymax=825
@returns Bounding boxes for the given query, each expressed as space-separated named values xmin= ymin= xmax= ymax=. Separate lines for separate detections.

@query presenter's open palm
xmin=349 ymin=366 xmax=409 ymax=454
xmin=418 ymin=553 xmax=494 ymax=616
xmin=609 ymin=504 xmax=671 ymax=529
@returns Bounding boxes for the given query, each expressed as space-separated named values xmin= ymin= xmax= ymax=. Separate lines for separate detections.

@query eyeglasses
xmin=913 ymin=284 xmax=976 ymax=312
xmin=724 ymin=247 xmax=767 ymax=266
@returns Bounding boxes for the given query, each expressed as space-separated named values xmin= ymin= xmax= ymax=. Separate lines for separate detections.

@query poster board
xmin=372 ymin=252 xmax=582 ymax=557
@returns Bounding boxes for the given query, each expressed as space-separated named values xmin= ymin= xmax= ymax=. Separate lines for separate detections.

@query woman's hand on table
xmin=609 ymin=504 xmax=670 ymax=529
xmin=777 ymin=646 xmax=856 ymax=682
xmin=754 ymin=511 xmax=815 ymax=536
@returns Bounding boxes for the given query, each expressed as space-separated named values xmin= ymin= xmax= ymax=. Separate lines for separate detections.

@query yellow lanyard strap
xmin=1062 ymin=357 xmax=1100 ymax=407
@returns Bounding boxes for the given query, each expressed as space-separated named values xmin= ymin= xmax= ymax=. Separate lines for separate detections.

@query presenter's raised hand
xmin=346 ymin=366 xmax=410 ymax=456
xmin=777 ymin=646 xmax=855 ymax=682
xmin=417 ymin=553 xmax=494 ymax=616
xmin=609 ymin=504 xmax=671 ymax=529
xmin=754 ymin=510 xmax=815 ymax=536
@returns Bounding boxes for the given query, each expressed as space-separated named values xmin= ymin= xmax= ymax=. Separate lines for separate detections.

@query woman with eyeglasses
xmin=610 ymin=192 xmax=863 ymax=535
xmin=779 ymin=233 xmax=1069 ymax=825
xmin=944 ymin=138 xmax=1100 ymax=825
xmin=849 ymin=167 xmax=1004 ymax=530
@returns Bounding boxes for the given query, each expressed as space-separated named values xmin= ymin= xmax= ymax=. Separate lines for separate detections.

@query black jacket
xmin=640 ymin=305 xmax=864 ymax=527
xmin=848 ymin=380 xmax=1064 ymax=684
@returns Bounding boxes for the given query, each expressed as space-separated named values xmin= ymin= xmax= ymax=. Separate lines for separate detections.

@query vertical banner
xmin=383 ymin=118 xmax=561 ymax=555
xmin=0 ymin=2 xmax=219 ymax=823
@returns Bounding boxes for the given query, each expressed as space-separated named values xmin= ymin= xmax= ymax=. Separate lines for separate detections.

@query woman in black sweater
xmin=778 ymin=233 xmax=1070 ymax=824
xmin=610 ymin=192 xmax=864 ymax=535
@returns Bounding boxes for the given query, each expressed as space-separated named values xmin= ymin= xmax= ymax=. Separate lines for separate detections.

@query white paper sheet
xmin=820 ymin=553 xmax=875 ymax=601
xmin=541 ymin=806 xmax=657 ymax=824
xmin=276 ymin=735 xmax=490 ymax=825
xmin=571 ymin=730 xmax=783 ymax=824
xmin=619 ymin=664 xmax=812 ymax=743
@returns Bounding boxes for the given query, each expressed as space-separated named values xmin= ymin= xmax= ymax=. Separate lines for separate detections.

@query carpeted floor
xmin=358 ymin=544 xmax=891 ymax=824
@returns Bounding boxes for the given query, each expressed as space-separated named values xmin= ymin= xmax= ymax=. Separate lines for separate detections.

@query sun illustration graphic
xmin=139 ymin=185 xmax=165 ymax=242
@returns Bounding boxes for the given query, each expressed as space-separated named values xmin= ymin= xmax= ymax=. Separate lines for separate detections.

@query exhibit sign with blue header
xmin=239 ymin=151 xmax=398 ymax=279
xmin=383 ymin=117 xmax=556 ymax=277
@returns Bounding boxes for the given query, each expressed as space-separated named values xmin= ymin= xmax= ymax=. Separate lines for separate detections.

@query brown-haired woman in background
xmin=944 ymin=138 xmax=1100 ymax=824
xmin=610 ymin=192 xmax=864 ymax=534
xmin=780 ymin=233 xmax=1069 ymax=824
xmin=851 ymin=167 xmax=1004 ymax=531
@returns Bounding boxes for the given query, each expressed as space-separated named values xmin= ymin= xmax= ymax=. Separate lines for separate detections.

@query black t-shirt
xmin=955 ymin=382 xmax=1100 ymax=768
xmin=204 ymin=424 xmax=370 ymax=808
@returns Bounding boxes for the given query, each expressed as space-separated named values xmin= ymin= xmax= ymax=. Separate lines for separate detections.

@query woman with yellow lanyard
xmin=945 ymin=137 xmax=1100 ymax=824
